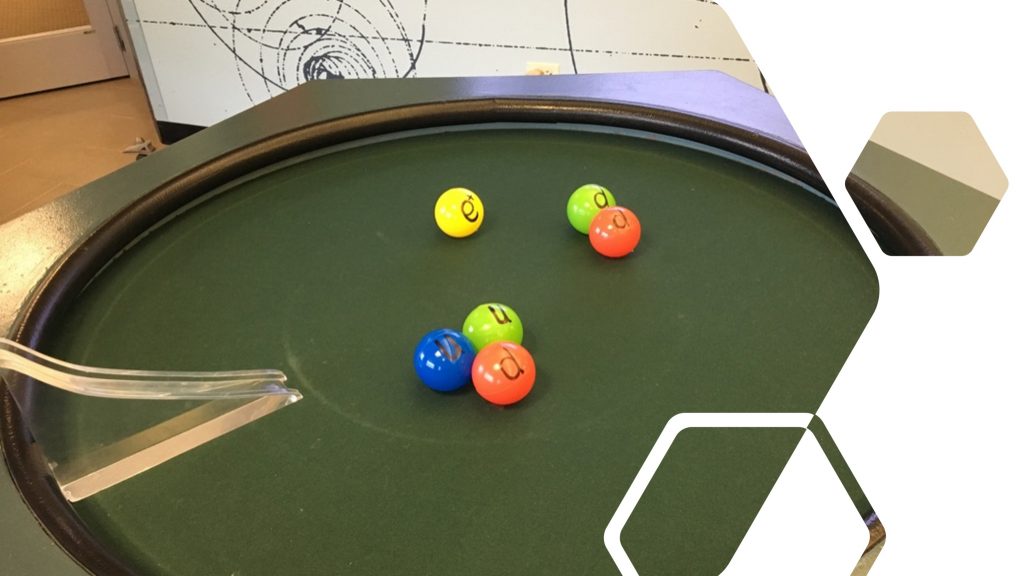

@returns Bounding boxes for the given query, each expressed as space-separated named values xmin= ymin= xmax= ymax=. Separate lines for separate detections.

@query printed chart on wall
xmin=122 ymin=0 xmax=765 ymax=127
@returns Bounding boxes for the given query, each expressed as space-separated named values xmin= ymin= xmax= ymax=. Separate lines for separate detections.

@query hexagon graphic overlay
xmin=847 ymin=112 xmax=1008 ymax=256
xmin=606 ymin=414 xmax=885 ymax=575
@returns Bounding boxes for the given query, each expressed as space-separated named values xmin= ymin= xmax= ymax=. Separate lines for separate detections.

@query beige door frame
xmin=0 ymin=0 xmax=129 ymax=99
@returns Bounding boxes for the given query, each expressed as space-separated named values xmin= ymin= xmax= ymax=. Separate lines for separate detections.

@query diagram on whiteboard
xmin=183 ymin=0 xmax=428 ymax=102
xmin=124 ymin=0 xmax=762 ymax=126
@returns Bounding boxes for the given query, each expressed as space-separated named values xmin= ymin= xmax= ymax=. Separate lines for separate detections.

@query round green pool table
xmin=2 ymin=75 xmax=887 ymax=575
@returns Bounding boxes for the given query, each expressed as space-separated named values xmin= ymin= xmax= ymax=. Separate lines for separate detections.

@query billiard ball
xmin=462 ymin=303 xmax=524 ymax=351
xmin=472 ymin=342 xmax=536 ymax=406
xmin=567 ymin=184 xmax=616 ymax=234
xmin=589 ymin=206 xmax=642 ymax=258
xmin=435 ymin=187 xmax=484 ymax=238
xmin=413 ymin=329 xmax=476 ymax=392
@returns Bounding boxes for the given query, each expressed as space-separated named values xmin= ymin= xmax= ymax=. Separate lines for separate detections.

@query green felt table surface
xmin=23 ymin=124 xmax=877 ymax=575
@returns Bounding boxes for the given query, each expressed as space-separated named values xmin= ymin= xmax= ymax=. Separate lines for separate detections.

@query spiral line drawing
xmin=187 ymin=0 xmax=428 ymax=102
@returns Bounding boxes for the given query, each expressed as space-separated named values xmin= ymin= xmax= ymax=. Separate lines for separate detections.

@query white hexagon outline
xmin=604 ymin=413 xmax=884 ymax=575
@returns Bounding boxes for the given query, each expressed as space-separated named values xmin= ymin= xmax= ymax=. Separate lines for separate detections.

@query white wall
xmin=120 ymin=0 xmax=763 ymax=126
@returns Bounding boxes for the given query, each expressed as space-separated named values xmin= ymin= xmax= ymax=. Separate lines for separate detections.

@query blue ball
xmin=413 ymin=329 xmax=476 ymax=392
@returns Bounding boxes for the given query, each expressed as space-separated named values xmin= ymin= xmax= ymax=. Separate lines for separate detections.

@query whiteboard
xmin=120 ymin=0 xmax=764 ymax=127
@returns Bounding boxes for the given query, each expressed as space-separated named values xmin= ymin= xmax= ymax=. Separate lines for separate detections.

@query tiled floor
xmin=0 ymin=78 xmax=160 ymax=224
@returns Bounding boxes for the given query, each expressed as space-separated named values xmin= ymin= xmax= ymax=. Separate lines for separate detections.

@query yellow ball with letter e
xmin=434 ymin=187 xmax=484 ymax=238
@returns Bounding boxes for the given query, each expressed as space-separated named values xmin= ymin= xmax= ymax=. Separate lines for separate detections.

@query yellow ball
xmin=434 ymin=187 xmax=484 ymax=238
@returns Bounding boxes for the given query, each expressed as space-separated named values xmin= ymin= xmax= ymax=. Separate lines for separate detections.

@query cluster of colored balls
xmin=433 ymin=185 xmax=641 ymax=259
xmin=413 ymin=303 xmax=536 ymax=406
xmin=418 ymin=184 xmax=634 ymax=408
xmin=566 ymin=184 xmax=642 ymax=258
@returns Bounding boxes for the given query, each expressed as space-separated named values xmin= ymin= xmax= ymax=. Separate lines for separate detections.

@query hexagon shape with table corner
xmin=605 ymin=414 xmax=886 ymax=576
xmin=846 ymin=112 xmax=1009 ymax=256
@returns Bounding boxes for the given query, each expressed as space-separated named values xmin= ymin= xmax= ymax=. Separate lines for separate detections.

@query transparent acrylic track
xmin=1 ymin=338 xmax=302 ymax=501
